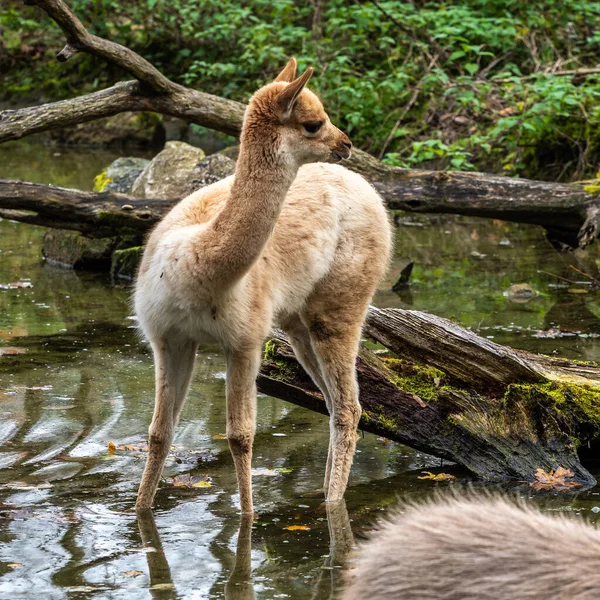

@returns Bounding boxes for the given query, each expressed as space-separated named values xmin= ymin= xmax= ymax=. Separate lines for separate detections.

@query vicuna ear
xmin=277 ymin=67 xmax=314 ymax=121
xmin=274 ymin=57 xmax=297 ymax=83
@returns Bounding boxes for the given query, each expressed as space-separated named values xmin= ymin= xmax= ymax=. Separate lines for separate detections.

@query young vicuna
xmin=342 ymin=495 xmax=600 ymax=600
xmin=134 ymin=58 xmax=392 ymax=513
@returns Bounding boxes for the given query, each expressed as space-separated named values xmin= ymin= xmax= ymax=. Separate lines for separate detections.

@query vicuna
xmin=134 ymin=58 xmax=391 ymax=513
xmin=342 ymin=495 xmax=600 ymax=600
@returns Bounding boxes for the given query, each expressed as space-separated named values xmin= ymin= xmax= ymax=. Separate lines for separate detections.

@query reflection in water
xmin=137 ymin=502 xmax=358 ymax=600
xmin=137 ymin=509 xmax=177 ymax=599
xmin=311 ymin=501 xmax=355 ymax=600
xmin=3 ymin=142 xmax=600 ymax=597
xmin=224 ymin=515 xmax=255 ymax=600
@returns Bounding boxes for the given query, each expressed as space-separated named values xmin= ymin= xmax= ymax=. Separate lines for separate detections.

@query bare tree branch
xmin=0 ymin=81 xmax=246 ymax=143
xmin=24 ymin=0 xmax=177 ymax=93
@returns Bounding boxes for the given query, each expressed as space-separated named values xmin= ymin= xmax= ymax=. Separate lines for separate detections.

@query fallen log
xmin=2 ymin=174 xmax=600 ymax=250
xmin=0 ymin=179 xmax=176 ymax=238
xmin=257 ymin=307 xmax=600 ymax=487
xmin=2 ymin=0 xmax=600 ymax=249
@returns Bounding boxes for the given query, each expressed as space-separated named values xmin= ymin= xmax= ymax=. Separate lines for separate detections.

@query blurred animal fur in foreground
xmin=342 ymin=495 xmax=600 ymax=600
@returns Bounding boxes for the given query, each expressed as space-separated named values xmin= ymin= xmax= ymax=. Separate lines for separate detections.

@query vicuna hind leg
xmin=136 ymin=336 xmax=197 ymax=509
xmin=282 ymin=316 xmax=335 ymax=493
xmin=306 ymin=314 xmax=363 ymax=501
xmin=225 ymin=345 xmax=261 ymax=515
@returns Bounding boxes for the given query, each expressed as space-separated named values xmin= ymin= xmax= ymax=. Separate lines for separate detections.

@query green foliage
xmin=3 ymin=0 xmax=600 ymax=179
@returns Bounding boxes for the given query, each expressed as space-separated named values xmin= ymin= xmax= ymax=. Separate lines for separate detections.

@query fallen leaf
xmin=7 ymin=563 xmax=21 ymax=569
xmin=117 ymin=444 xmax=148 ymax=452
xmin=418 ymin=471 xmax=456 ymax=481
xmin=107 ymin=441 xmax=116 ymax=455
xmin=567 ymin=288 xmax=589 ymax=294
xmin=123 ymin=570 xmax=143 ymax=578
xmin=530 ymin=467 xmax=583 ymax=490
xmin=150 ymin=583 xmax=175 ymax=590
xmin=167 ymin=474 xmax=212 ymax=488
xmin=0 ymin=348 xmax=27 ymax=356
xmin=251 ymin=468 xmax=279 ymax=477
xmin=285 ymin=525 xmax=310 ymax=531
xmin=0 ymin=281 xmax=33 ymax=289
xmin=212 ymin=434 xmax=227 ymax=440
xmin=0 ymin=481 xmax=52 ymax=490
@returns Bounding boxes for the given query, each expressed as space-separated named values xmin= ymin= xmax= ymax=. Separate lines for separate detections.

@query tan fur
xmin=134 ymin=58 xmax=392 ymax=513
xmin=342 ymin=495 xmax=600 ymax=600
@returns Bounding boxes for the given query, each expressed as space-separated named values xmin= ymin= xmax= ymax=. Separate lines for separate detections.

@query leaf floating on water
xmin=150 ymin=583 xmax=175 ymax=590
xmin=107 ymin=441 xmax=116 ymax=455
xmin=117 ymin=444 xmax=149 ymax=452
xmin=285 ymin=525 xmax=310 ymax=531
xmin=212 ymin=434 xmax=227 ymax=440
xmin=530 ymin=467 xmax=583 ymax=490
xmin=251 ymin=468 xmax=279 ymax=477
xmin=123 ymin=570 xmax=143 ymax=578
xmin=0 ymin=347 xmax=27 ymax=356
xmin=418 ymin=471 xmax=456 ymax=481
xmin=1 ymin=481 xmax=52 ymax=490
xmin=0 ymin=281 xmax=33 ymax=289
xmin=167 ymin=474 xmax=212 ymax=488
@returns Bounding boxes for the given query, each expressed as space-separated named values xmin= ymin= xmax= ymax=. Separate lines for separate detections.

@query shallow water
xmin=2 ymin=141 xmax=600 ymax=598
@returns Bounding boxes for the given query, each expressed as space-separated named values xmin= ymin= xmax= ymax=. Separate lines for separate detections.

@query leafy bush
xmin=3 ymin=0 xmax=600 ymax=180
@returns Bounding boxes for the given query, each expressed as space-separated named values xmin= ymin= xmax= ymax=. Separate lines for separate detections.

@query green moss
xmin=383 ymin=358 xmax=445 ymax=401
xmin=264 ymin=340 xmax=278 ymax=361
xmin=505 ymin=380 xmax=600 ymax=445
xmin=93 ymin=169 xmax=112 ymax=192
xmin=584 ymin=184 xmax=600 ymax=195
xmin=110 ymin=246 xmax=144 ymax=280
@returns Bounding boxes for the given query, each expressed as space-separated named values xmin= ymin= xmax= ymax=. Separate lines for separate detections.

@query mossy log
xmin=257 ymin=307 xmax=600 ymax=487
xmin=2 ymin=1 xmax=600 ymax=248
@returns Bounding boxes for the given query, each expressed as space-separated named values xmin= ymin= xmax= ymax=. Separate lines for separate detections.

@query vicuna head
xmin=242 ymin=57 xmax=352 ymax=166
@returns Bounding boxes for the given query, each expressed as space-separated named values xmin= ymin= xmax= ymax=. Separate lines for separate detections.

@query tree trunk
xmin=257 ymin=307 xmax=600 ymax=487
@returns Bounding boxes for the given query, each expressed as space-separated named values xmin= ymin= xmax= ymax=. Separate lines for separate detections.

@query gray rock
xmin=131 ymin=141 xmax=206 ymax=198
xmin=131 ymin=141 xmax=236 ymax=199
xmin=97 ymin=157 xmax=150 ymax=193
xmin=504 ymin=283 xmax=538 ymax=303
xmin=42 ymin=230 xmax=116 ymax=269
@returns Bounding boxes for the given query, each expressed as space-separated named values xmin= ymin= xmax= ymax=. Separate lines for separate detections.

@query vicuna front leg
xmin=136 ymin=336 xmax=197 ymax=509
xmin=225 ymin=346 xmax=261 ymax=515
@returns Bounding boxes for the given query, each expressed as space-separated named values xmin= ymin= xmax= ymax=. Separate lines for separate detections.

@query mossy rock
xmin=111 ymin=246 xmax=144 ymax=280
xmin=42 ymin=230 xmax=117 ymax=270
xmin=94 ymin=157 xmax=151 ymax=193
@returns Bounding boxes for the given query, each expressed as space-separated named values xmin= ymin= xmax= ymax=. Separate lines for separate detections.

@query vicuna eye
xmin=303 ymin=121 xmax=323 ymax=134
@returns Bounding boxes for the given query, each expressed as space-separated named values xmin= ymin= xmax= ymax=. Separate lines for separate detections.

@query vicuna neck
xmin=207 ymin=126 xmax=298 ymax=287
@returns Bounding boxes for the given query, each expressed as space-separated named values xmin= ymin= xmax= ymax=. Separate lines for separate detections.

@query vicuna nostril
xmin=342 ymin=140 xmax=352 ymax=149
